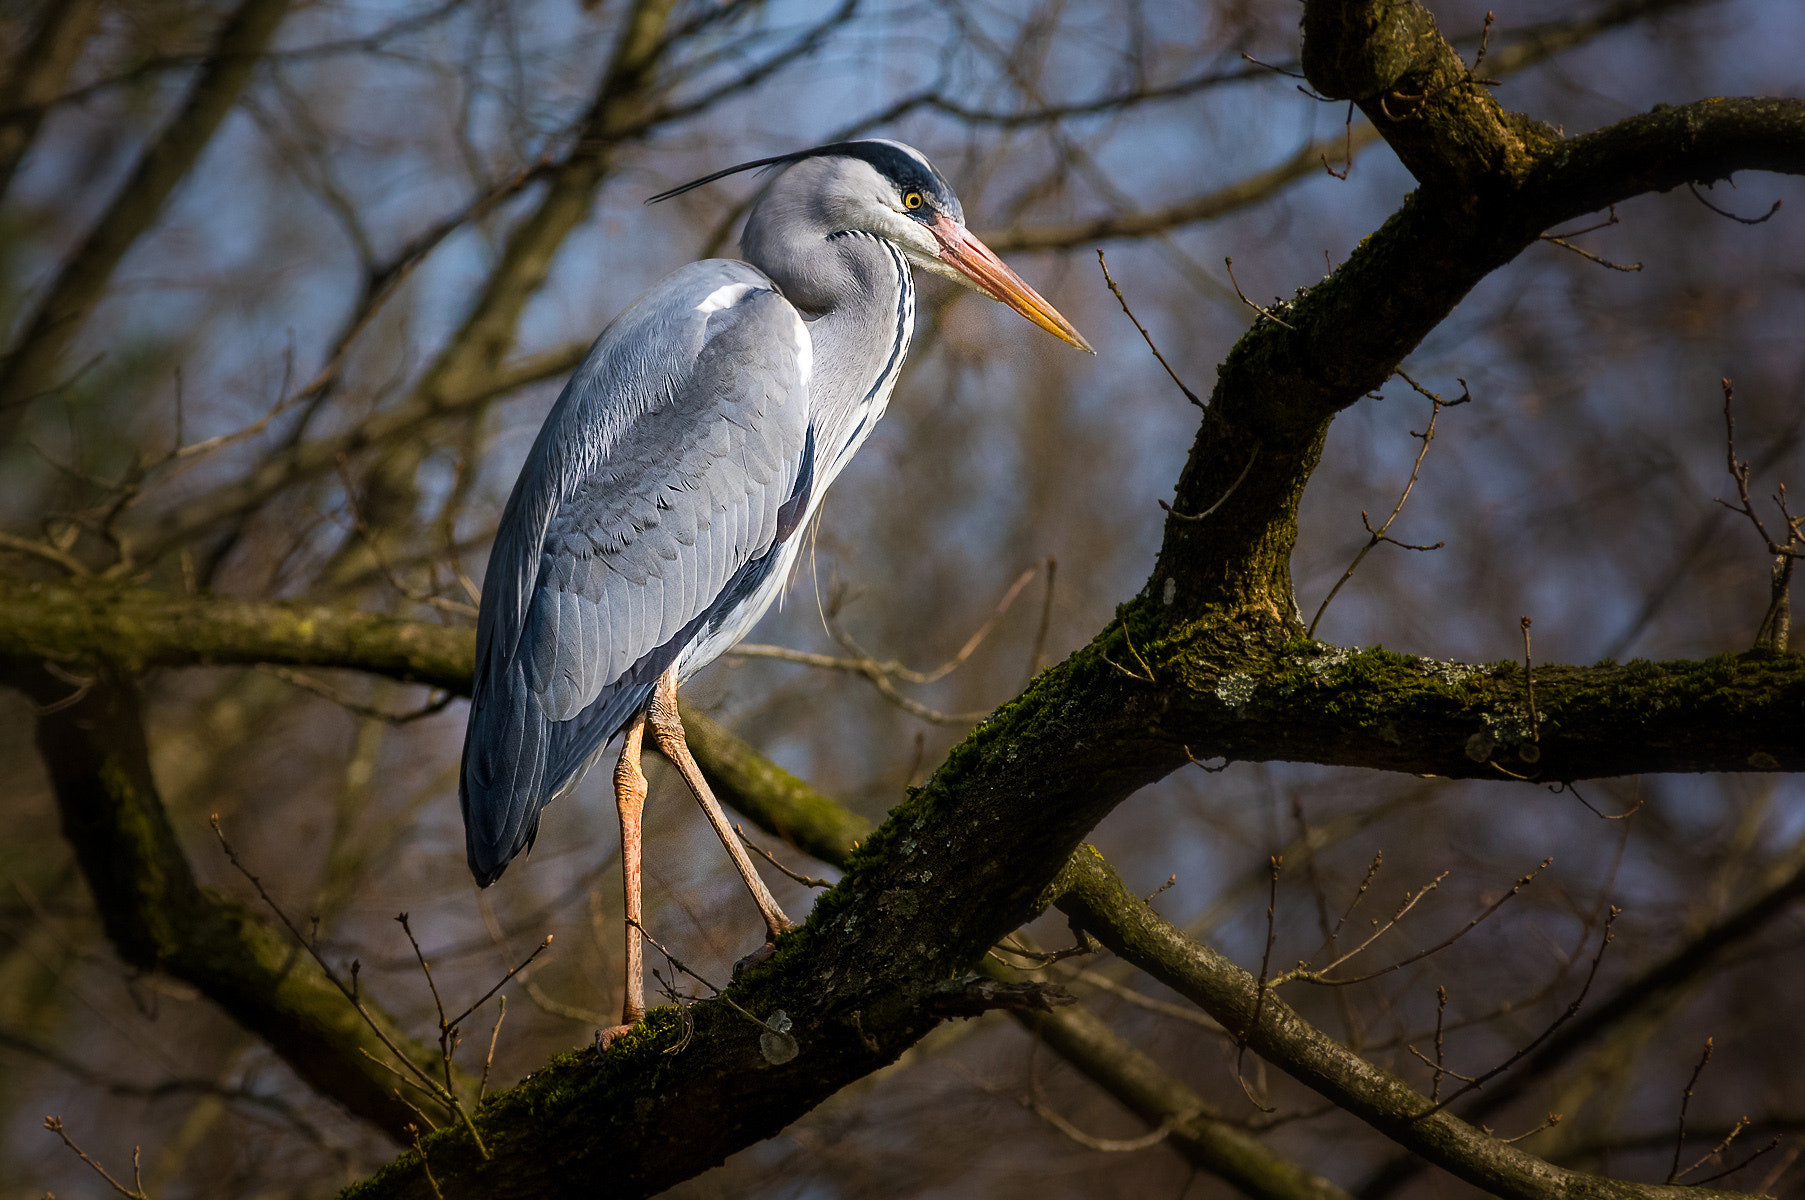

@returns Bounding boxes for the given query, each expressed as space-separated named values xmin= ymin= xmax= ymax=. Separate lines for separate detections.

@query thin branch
xmin=260 ymin=666 xmax=455 ymax=724
xmin=1521 ymin=617 xmax=1541 ymax=747
xmin=1669 ymin=1039 xmax=1718 ymax=1182
xmin=1308 ymin=376 xmax=1468 ymax=637
xmin=1096 ymin=249 xmax=1203 ymax=408
xmin=0 ymin=528 xmax=92 ymax=576
xmin=1688 ymin=181 xmax=1782 ymax=225
xmin=1224 ymin=256 xmax=1295 ymax=329
xmin=735 ymin=825 xmax=833 ymax=888
xmin=1414 ymin=906 xmax=1619 ymax=1118
xmin=1279 ymin=870 xmax=1449 ymax=985
xmin=1161 ymin=445 xmax=1260 ymax=522
xmin=42 ymin=1116 xmax=150 ymax=1199
xmin=479 ymin=997 xmax=505 ymax=1104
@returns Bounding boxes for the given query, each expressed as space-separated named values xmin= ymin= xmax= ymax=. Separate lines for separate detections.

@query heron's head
xmin=648 ymin=139 xmax=1092 ymax=353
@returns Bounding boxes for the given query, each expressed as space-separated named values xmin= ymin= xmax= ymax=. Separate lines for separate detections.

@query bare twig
xmin=1028 ymin=556 xmax=1057 ymax=679
xmin=479 ymin=997 xmax=505 ymax=1104
xmin=1546 ymin=779 xmax=1644 ymax=820
xmin=1235 ymin=856 xmax=1283 ymax=1112
xmin=1540 ymin=233 xmax=1641 ymax=271
xmin=407 ymin=1124 xmax=445 ymax=1200
xmin=1521 ymin=617 xmax=1540 ymax=746
xmin=1689 ymin=182 xmax=1782 ymax=225
xmin=1224 ymin=256 xmax=1295 ymax=329
xmin=42 ymin=1117 xmax=149 ymax=1199
xmin=1096 ymin=249 xmax=1203 ymax=408
xmin=624 ymin=918 xmax=772 ymax=1034
xmin=1539 ymin=204 xmax=1640 ymax=269
xmin=1432 ymin=986 xmax=1448 ymax=1101
xmin=735 ymin=825 xmax=833 ymax=888
xmin=729 ymin=562 xmax=1044 ymax=724
xmin=1496 ymin=1113 xmax=1562 ymax=1144
xmin=1415 ymin=906 xmax=1619 ymax=1118
xmin=1716 ymin=378 xmax=1802 ymax=652
xmin=1309 ymin=375 xmax=1467 ymax=637
xmin=1323 ymin=102 xmax=1355 ymax=179
xmin=1281 ymin=869 xmax=1449 ymax=984
xmin=209 ymin=817 xmax=491 ymax=1156
xmin=260 ymin=666 xmax=455 ymax=724
xmin=1669 ymin=1039 xmax=1717 ymax=1182
xmin=1160 ymin=444 xmax=1260 ymax=522
xmin=1691 ymin=1135 xmax=1782 ymax=1187
xmin=1101 ymin=619 xmax=1156 ymax=683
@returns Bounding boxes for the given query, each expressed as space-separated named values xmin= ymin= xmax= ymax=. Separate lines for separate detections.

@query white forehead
xmin=788 ymin=155 xmax=897 ymax=203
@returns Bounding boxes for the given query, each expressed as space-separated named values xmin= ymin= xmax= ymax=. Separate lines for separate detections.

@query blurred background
xmin=1 ymin=0 xmax=1802 ymax=1195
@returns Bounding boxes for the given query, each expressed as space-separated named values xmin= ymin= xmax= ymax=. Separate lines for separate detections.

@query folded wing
xmin=459 ymin=261 xmax=813 ymax=885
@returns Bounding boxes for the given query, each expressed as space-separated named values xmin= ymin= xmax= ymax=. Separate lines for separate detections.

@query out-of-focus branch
xmin=1051 ymin=851 xmax=1750 ymax=1200
xmin=0 ymin=660 xmax=456 ymax=1143
xmin=320 ymin=0 xmax=680 ymax=581
xmin=981 ymin=127 xmax=1381 ymax=254
xmin=133 ymin=0 xmax=691 ymax=568
xmin=0 ymin=0 xmax=101 ymax=200
xmin=0 ymin=578 xmax=473 ymax=692
xmin=983 ymin=0 xmax=1705 ymax=255
xmin=413 ymin=0 xmax=674 ymax=406
xmin=0 ymin=0 xmax=294 ymax=447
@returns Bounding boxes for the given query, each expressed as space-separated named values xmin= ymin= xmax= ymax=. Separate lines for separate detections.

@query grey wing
xmin=459 ymin=261 xmax=814 ymax=885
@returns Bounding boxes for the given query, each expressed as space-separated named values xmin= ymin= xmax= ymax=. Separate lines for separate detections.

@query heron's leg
xmin=598 ymin=712 xmax=648 ymax=1050
xmin=647 ymin=666 xmax=794 ymax=945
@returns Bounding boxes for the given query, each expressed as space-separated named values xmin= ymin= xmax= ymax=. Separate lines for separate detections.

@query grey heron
xmin=458 ymin=138 xmax=1091 ymax=1046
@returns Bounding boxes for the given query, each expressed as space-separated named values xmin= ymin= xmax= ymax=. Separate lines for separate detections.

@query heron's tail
xmin=459 ymin=664 xmax=661 ymax=887
xmin=459 ymin=665 xmax=554 ymax=887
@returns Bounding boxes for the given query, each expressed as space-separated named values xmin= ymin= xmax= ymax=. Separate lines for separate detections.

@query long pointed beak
xmin=932 ymin=215 xmax=1094 ymax=353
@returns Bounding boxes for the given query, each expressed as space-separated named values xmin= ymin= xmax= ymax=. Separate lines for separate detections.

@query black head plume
xmin=645 ymin=138 xmax=960 ymax=220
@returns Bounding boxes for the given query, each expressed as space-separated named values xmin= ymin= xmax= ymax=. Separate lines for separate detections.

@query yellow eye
xmin=903 ymin=191 xmax=923 ymax=210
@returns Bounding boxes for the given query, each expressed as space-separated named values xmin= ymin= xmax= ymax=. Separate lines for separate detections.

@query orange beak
xmin=931 ymin=214 xmax=1094 ymax=353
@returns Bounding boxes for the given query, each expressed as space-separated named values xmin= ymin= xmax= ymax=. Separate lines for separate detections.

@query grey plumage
xmin=459 ymin=138 xmax=1088 ymax=888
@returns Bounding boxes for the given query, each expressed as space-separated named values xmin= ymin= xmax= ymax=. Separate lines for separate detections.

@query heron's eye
xmin=902 ymin=191 xmax=924 ymax=211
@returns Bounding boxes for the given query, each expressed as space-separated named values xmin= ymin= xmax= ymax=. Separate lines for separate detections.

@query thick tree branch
xmin=688 ymin=712 xmax=1355 ymax=1200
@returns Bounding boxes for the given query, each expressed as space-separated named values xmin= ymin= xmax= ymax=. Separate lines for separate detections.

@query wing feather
xmin=460 ymin=260 xmax=813 ymax=884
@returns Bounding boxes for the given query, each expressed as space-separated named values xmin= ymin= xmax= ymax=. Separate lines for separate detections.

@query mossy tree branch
xmin=684 ymin=714 xmax=1355 ymax=1200
xmin=4 ymin=580 xmax=1796 ymax=782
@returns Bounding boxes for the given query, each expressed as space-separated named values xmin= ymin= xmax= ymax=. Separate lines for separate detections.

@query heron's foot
xmin=733 ymin=939 xmax=780 ymax=976
xmin=595 ymin=1021 xmax=641 ymax=1053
